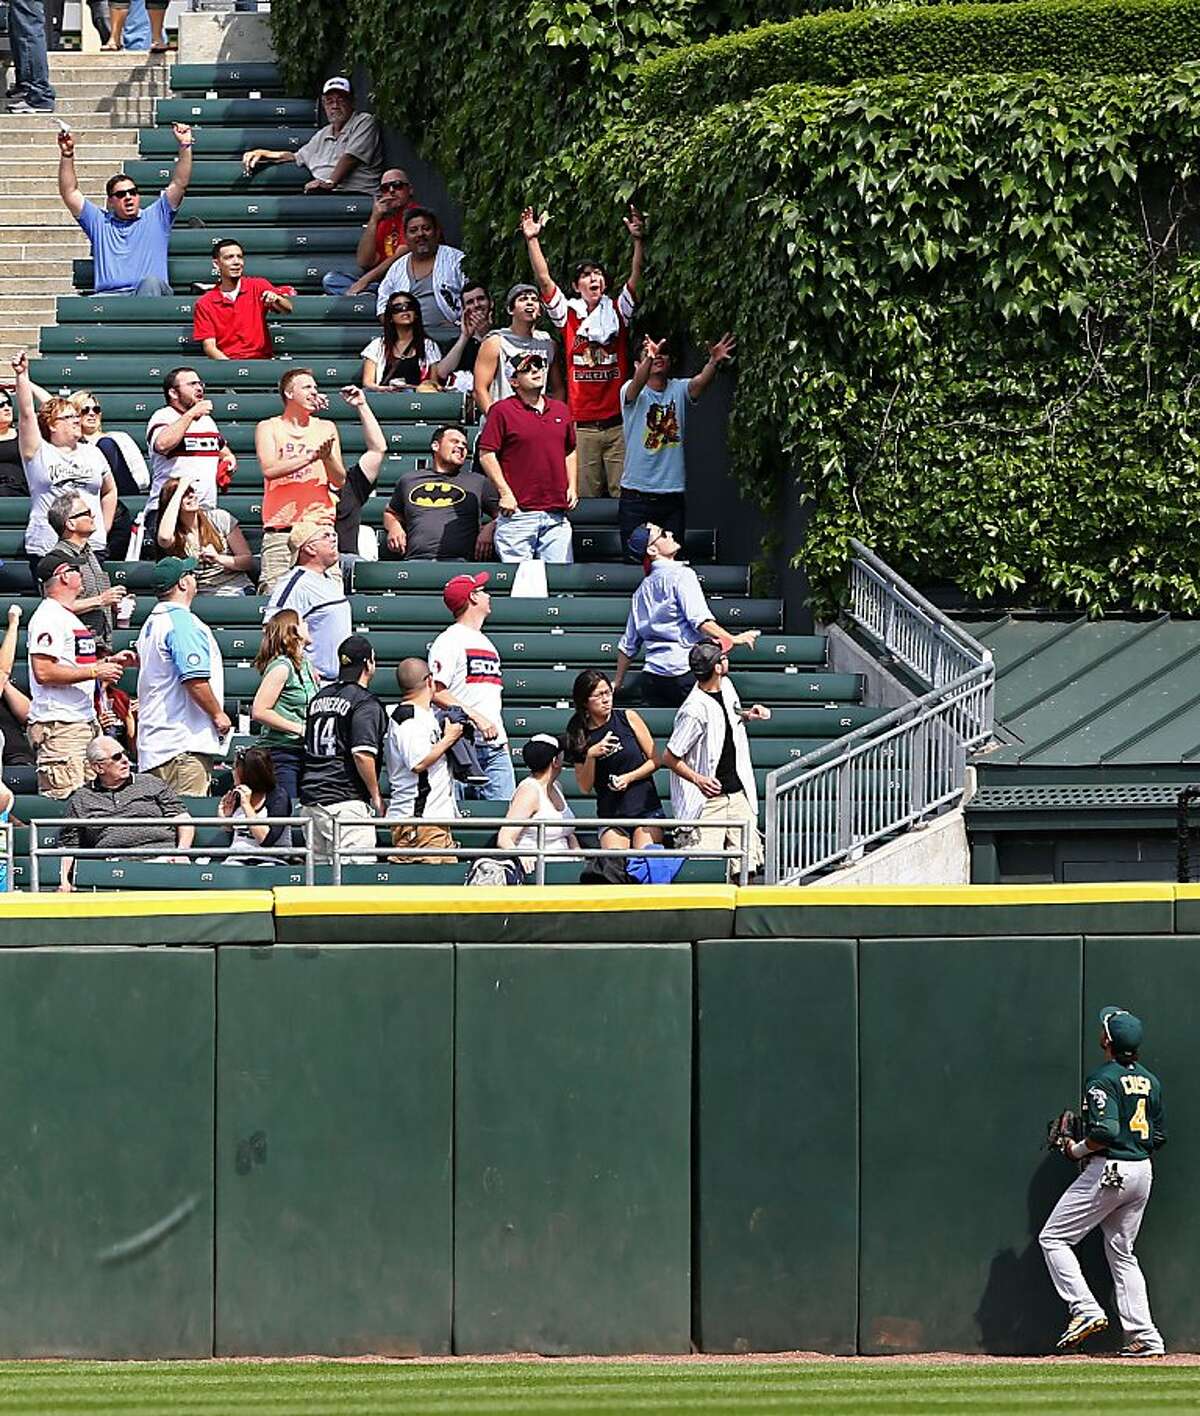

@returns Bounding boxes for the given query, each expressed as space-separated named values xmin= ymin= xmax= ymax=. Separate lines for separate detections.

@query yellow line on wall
xmin=273 ymin=885 xmax=739 ymax=917
xmin=740 ymin=884 xmax=1177 ymax=906
xmin=0 ymin=890 xmax=274 ymax=919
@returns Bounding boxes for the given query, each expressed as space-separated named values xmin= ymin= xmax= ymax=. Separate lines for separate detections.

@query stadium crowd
xmin=0 ymin=73 xmax=766 ymax=888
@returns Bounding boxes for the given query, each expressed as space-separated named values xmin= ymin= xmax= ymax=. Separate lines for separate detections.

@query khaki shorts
xmin=575 ymin=423 xmax=625 ymax=499
xmin=695 ymin=790 xmax=764 ymax=880
xmin=389 ymin=821 xmax=458 ymax=865
xmin=149 ymin=753 xmax=215 ymax=797
xmin=28 ymin=719 xmax=98 ymax=800
xmin=300 ymin=800 xmax=379 ymax=864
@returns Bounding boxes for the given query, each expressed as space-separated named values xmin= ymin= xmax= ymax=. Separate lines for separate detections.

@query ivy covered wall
xmin=271 ymin=0 xmax=1200 ymax=614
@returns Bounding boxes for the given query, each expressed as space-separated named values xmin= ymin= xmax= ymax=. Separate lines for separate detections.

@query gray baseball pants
xmin=1039 ymin=1155 xmax=1163 ymax=1349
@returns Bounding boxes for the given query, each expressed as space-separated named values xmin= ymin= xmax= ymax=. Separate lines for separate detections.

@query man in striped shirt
xmin=58 ymin=735 xmax=192 ymax=891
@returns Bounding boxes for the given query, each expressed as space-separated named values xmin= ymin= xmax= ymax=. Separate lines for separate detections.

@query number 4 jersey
xmin=1082 ymin=1059 xmax=1166 ymax=1161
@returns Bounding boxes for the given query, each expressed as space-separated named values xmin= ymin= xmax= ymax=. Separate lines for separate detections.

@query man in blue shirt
xmin=56 ymin=122 xmax=194 ymax=296
xmin=619 ymin=331 xmax=736 ymax=562
xmin=613 ymin=522 xmax=760 ymax=708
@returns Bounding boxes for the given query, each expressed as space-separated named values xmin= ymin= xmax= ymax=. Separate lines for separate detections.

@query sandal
xmin=150 ymin=40 xmax=169 ymax=52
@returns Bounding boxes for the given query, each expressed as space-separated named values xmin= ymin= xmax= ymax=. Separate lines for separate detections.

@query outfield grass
xmin=0 ymin=1361 xmax=1194 ymax=1416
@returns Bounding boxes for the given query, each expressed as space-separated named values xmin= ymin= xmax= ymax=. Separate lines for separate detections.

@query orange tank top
xmin=260 ymin=417 xmax=338 ymax=529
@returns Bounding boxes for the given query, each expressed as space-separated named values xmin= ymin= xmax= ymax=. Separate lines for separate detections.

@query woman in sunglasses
xmin=360 ymin=294 xmax=445 ymax=393
xmin=0 ymin=388 xmax=25 ymax=498
xmin=71 ymin=391 xmax=150 ymax=499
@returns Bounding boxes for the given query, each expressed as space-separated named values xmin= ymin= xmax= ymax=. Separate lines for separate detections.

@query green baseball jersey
xmin=1082 ymin=1059 xmax=1166 ymax=1161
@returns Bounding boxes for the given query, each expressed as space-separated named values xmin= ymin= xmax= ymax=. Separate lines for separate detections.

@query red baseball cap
xmin=443 ymin=571 xmax=489 ymax=614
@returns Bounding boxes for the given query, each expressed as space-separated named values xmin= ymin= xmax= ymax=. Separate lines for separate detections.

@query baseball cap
xmin=288 ymin=518 xmax=335 ymax=554
xmin=337 ymin=633 xmax=373 ymax=678
xmin=522 ymin=733 xmax=566 ymax=772
xmin=506 ymin=282 xmax=539 ymax=309
xmin=443 ymin=571 xmax=489 ymax=614
xmin=153 ymin=556 xmax=198 ymax=593
xmin=626 ymin=524 xmax=653 ymax=560
xmin=1099 ymin=1005 xmax=1144 ymax=1051
xmin=688 ymin=637 xmax=727 ymax=679
xmin=511 ymin=349 xmax=547 ymax=374
xmin=322 ymin=76 xmax=352 ymax=95
xmin=36 ymin=548 xmax=80 ymax=583
xmin=572 ymin=257 xmax=607 ymax=283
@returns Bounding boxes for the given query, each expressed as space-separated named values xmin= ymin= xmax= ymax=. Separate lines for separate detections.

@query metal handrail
xmin=0 ymin=818 xmax=11 ymax=894
xmin=764 ymin=542 xmax=996 ymax=885
xmin=29 ymin=815 xmax=315 ymax=891
xmin=328 ymin=814 xmax=752 ymax=886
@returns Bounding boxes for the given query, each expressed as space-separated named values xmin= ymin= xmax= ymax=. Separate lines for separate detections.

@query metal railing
xmin=28 ymin=815 xmax=315 ymax=891
xmin=0 ymin=818 xmax=12 ymax=893
xmin=328 ymin=814 xmax=753 ymax=886
xmin=764 ymin=543 xmax=995 ymax=885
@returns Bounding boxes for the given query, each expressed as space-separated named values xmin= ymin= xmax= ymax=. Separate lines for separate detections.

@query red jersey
xmin=192 ymin=275 xmax=295 ymax=359
xmin=477 ymin=395 xmax=576 ymax=511
xmin=374 ymin=211 xmax=414 ymax=263
xmin=543 ymin=282 xmax=635 ymax=422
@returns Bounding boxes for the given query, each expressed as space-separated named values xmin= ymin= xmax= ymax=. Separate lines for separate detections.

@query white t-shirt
xmin=146 ymin=406 xmax=223 ymax=508
xmin=135 ymin=601 xmax=225 ymax=771
xmin=264 ymin=567 xmax=353 ymax=683
xmin=26 ymin=598 xmax=98 ymax=724
xmin=23 ymin=442 xmax=110 ymax=555
xmin=427 ymin=621 xmax=506 ymax=744
xmin=384 ymin=702 xmax=457 ymax=820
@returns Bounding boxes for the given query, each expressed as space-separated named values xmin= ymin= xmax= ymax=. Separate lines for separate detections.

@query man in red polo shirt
xmin=192 ymin=238 xmax=295 ymax=361
xmin=521 ymin=203 xmax=644 ymax=500
xmin=477 ymin=350 xmax=577 ymax=563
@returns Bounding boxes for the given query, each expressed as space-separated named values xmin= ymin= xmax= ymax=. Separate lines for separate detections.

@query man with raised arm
xmin=521 ymin=203 xmax=644 ymax=499
xmin=57 ymin=123 xmax=194 ymax=296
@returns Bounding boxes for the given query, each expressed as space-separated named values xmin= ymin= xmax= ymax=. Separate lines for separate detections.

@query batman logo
xmin=410 ymin=481 xmax=466 ymax=509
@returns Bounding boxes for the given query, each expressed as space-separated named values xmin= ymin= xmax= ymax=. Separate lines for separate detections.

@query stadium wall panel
xmin=213 ymin=943 xmax=454 ymax=1356
xmin=0 ymin=948 xmax=214 ymax=1357
xmin=694 ymin=937 xmax=858 ymax=1353
xmin=452 ymin=943 xmax=693 ymax=1354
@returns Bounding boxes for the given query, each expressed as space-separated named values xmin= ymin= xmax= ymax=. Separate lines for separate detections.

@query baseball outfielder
xmin=1040 ymin=1006 xmax=1166 ymax=1357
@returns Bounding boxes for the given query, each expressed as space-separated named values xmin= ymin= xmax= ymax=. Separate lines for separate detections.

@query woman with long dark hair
xmin=566 ymin=669 xmax=663 ymax=849
xmin=217 ymin=746 xmax=291 ymax=864
xmin=361 ymin=293 xmax=444 ymax=392
xmin=156 ymin=473 xmax=254 ymax=594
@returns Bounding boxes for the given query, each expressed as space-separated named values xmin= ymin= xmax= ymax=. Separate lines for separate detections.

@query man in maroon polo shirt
xmin=477 ymin=350 xmax=577 ymax=563
xmin=192 ymin=238 xmax=295 ymax=361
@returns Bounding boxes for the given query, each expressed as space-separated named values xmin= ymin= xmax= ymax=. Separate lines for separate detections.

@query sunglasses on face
xmin=110 ymin=186 xmax=138 ymax=199
xmin=388 ymin=302 xmax=418 ymax=313
xmin=79 ymin=404 xmax=101 ymax=416
xmin=66 ymin=508 xmax=93 ymax=520
xmin=101 ymin=749 xmax=128 ymax=763
xmin=54 ymin=412 xmax=81 ymax=422
xmin=379 ymin=180 xmax=410 ymax=193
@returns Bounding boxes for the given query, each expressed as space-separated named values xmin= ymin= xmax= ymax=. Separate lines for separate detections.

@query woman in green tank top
xmin=251 ymin=609 xmax=320 ymax=805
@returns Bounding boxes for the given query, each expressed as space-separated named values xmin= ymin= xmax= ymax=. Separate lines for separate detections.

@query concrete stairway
xmin=0 ymin=53 xmax=171 ymax=361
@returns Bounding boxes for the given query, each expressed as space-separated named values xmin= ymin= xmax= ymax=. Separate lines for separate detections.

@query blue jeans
xmin=8 ymin=0 xmax=56 ymax=106
xmin=494 ymin=509 xmax=573 ymax=564
xmin=322 ymin=269 xmax=378 ymax=298
xmin=456 ymin=738 xmax=516 ymax=802
xmin=619 ymin=488 xmax=686 ymax=563
xmin=103 ymin=277 xmax=174 ymax=297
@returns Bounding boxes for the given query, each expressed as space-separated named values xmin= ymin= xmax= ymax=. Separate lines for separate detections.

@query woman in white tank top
xmin=498 ymin=733 xmax=579 ymax=875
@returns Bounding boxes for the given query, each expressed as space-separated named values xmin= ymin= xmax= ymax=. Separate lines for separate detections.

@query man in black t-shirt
xmin=333 ymin=385 xmax=388 ymax=571
xmin=299 ymin=633 xmax=388 ymax=863
xmin=382 ymin=424 xmax=499 ymax=560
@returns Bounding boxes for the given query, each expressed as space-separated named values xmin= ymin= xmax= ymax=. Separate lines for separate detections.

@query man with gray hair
xmin=45 ymin=491 xmax=123 ymax=645
xmin=57 ymin=735 xmax=193 ymax=891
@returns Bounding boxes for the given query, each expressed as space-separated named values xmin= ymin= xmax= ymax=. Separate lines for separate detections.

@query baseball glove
xmin=1046 ymin=1108 xmax=1082 ymax=1152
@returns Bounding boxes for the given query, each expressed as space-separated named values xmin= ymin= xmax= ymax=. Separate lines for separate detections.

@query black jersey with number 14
xmin=299 ymin=681 xmax=388 ymax=806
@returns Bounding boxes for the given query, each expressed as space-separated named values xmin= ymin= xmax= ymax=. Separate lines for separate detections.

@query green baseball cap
xmin=153 ymin=556 xmax=198 ymax=593
xmin=1099 ymin=1005 xmax=1144 ymax=1051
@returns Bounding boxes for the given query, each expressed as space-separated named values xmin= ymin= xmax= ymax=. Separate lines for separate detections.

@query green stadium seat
xmin=50 ymin=317 xmax=379 ymax=349
xmin=169 ymin=63 xmax=285 ymax=93
xmin=0 ymin=529 xmax=23 ymax=556
xmin=70 ymin=264 xmax=341 ymax=296
xmin=174 ymin=194 xmax=374 ymax=224
xmin=75 ymin=390 xmax=466 ymax=425
xmin=572 ymin=528 xmax=715 ymax=561
xmin=139 ymin=127 xmax=315 ymax=158
xmin=224 ymin=454 xmax=430 ymax=489
xmin=56 ymin=294 xmax=379 ymax=324
xmin=28 ymin=357 xmax=369 ymax=390
xmin=125 ymin=160 xmax=311 ymax=191
xmin=157 ymin=98 xmax=319 ymax=126
xmin=350 ymin=561 xmax=748 ymax=595
xmin=350 ymin=593 xmax=783 ymax=630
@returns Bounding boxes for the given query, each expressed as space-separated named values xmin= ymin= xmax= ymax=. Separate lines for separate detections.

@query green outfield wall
xmin=0 ymin=884 xmax=1195 ymax=1357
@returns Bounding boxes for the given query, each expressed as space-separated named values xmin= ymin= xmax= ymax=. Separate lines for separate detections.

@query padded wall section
xmin=214 ymin=944 xmax=454 ymax=1355
xmin=695 ymin=937 xmax=858 ymax=1353
xmin=0 ymin=948 xmax=214 ymax=1357
xmin=454 ymin=943 xmax=692 ymax=1354
xmin=858 ymin=935 xmax=1080 ymax=1354
xmin=0 ymin=891 xmax=274 ymax=946
xmin=1082 ymin=935 xmax=1200 ymax=1352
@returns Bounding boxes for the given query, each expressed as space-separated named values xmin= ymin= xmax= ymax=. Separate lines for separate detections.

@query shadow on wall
xmin=976 ymin=1155 xmax=1118 ymax=1355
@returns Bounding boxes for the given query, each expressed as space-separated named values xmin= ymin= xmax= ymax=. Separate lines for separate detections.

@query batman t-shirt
xmin=387 ymin=466 xmax=500 ymax=560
